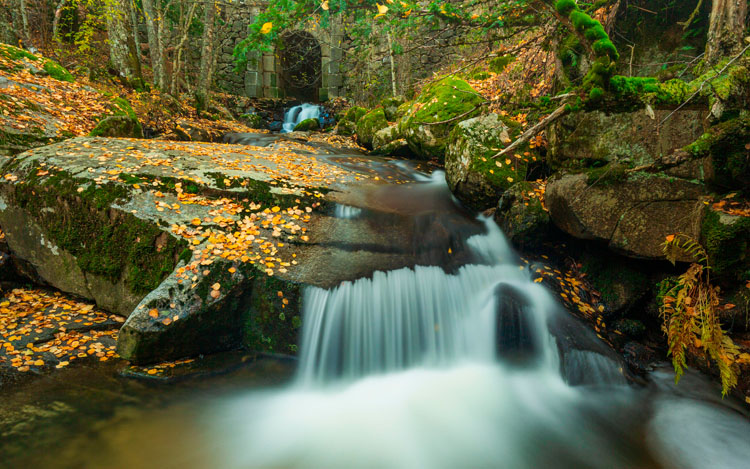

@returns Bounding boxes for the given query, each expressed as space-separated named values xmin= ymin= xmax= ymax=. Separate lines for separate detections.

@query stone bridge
xmin=214 ymin=1 xmax=343 ymax=101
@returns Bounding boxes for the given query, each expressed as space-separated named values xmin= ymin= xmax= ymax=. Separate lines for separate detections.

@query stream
xmin=2 ymin=135 xmax=750 ymax=468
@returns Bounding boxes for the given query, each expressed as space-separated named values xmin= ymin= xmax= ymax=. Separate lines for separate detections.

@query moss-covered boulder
xmin=355 ymin=108 xmax=389 ymax=148
xmin=495 ymin=182 xmax=550 ymax=248
xmin=334 ymin=119 xmax=356 ymax=137
xmin=371 ymin=124 xmax=402 ymax=151
xmin=240 ymin=113 xmax=265 ymax=129
xmin=342 ymin=106 xmax=368 ymax=124
xmin=293 ymin=118 xmax=320 ymax=132
xmin=444 ymin=114 xmax=523 ymax=211
xmin=399 ymin=77 xmax=484 ymax=160
xmin=546 ymin=172 xmax=708 ymax=260
xmin=380 ymin=96 xmax=406 ymax=121
xmin=89 ymin=115 xmax=143 ymax=138
xmin=548 ymin=108 xmax=704 ymax=169
xmin=0 ymin=43 xmax=74 ymax=82
xmin=700 ymin=207 xmax=750 ymax=280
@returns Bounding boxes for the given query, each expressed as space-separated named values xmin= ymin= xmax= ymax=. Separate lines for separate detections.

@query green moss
xmin=399 ymin=77 xmax=484 ymax=159
xmin=589 ymin=87 xmax=604 ymax=102
xmin=355 ymin=108 xmax=388 ymax=148
xmin=342 ymin=106 xmax=368 ymax=124
xmin=0 ymin=43 xmax=40 ymax=62
xmin=111 ymin=97 xmax=138 ymax=120
xmin=555 ymin=0 xmax=576 ymax=15
xmin=585 ymin=162 xmax=629 ymax=186
xmin=701 ymin=209 xmax=750 ymax=279
xmin=684 ymin=115 xmax=750 ymax=189
xmin=243 ymin=273 xmax=302 ymax=354
xmin=293 ymin=118 xmax=320 ymax=132
xmin=489 ymin=55 xmax=515 ymax=74
xmin=42 ymin=60 xmax=74 ymax=82
xmin=581 ymin=255 xmax=648 ymax=306
xmin=89 ymin=116 xmax=143 ymax=138
xmin=10 ymin=167 xmax=187 ymax=294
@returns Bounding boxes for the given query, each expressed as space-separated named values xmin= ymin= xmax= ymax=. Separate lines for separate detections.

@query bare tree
xmin=18 ymin=0 xmax=32 ymax=47
xmin=195 ymin=0 xmax=217 ymax=111
xmin=142 ymin=0 xmax=167 ymax=89
xmin=104 ymin=0 xmax=143 ymax=82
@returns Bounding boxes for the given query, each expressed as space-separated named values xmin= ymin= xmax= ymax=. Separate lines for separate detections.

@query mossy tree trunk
xmin=705 ymin=0 xmax=748 ymax=66
xmin=104 ymin=0 xmax=143 ymax=83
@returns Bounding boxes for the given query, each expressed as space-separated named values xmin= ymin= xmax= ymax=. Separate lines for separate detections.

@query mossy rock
xmin=701 ymin=208 xmax=750 ymax=280
xmin=293 ymin=118 xmax=320 ymax=132
xmin=399 ymin=77 xmax=484 ymax=160
xmin=355 ymin=108 xmax=388 ymax=148
xmin=334 ymin=119 xmax=356 ymax=137
xmin=684 ymin=114 xmax=750 ymax=189
xmin=89 ymin=115 xmax=143 ymax=138
xmin=240 ymin=113 xmax=265 ymax=129
xmin=445 ymin=113 xmax=523 ymax=210
xmin=341 ymin=106 xmax=368 ymax=124
xmin=495 ymin=182 xmax=550 ymax=248
xmin=371 ymin=124 xmax=402 ymax=151
xmin=380 ymin=96 xmax=406 ymax=121
xmin=42 ymin=60 xmax=74 ymax=82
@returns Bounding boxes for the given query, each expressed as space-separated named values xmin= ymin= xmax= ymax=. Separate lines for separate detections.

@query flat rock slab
xmin=0 ymin=136 xmax=454 ymax=364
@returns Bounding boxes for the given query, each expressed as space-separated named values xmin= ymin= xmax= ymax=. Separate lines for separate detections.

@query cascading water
xmin=205 ymin=168 xmax=750 ymax=469
xmin=12 ymin=155 xmax=750 ymax=469
xmin=281 ymin=103 xmax=322 ymax=133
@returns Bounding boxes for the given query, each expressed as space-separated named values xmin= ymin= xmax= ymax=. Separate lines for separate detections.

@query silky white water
xmin=201 ymin=173 xmax=750 ymax=469
xmin=281 ymin=103 xmax=322 ymax=133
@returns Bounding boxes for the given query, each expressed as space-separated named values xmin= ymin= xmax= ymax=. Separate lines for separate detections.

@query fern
xmin=660 ymin=234 xmax=739 ymax=396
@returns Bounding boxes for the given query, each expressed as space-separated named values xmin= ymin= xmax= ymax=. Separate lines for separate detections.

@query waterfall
xmin=282 ymin=103 xmax=322 ymax=133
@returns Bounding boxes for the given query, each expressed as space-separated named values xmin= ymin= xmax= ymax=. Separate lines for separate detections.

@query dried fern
xmin=660 ymin=234 xmax=739 ymax=396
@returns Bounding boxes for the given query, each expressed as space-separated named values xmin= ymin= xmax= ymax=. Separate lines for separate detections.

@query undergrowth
xmin=660 ymin=234 xmax=739 ymax=396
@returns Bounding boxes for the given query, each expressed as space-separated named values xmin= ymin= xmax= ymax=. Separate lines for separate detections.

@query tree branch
xmin=491 ymin=102 xmax=569 ymax=159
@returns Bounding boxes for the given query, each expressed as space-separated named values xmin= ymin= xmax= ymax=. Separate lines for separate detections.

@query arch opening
xmin=277 ymin=30 xmax=322 ymax=102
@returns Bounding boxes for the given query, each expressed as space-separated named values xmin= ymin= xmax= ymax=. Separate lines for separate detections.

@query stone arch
xmin=276 ymin=30 xmax=322 ymax=101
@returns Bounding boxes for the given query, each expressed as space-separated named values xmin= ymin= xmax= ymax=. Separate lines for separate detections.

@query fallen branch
xmin=491 ymin=103 xmax=569 ymax=159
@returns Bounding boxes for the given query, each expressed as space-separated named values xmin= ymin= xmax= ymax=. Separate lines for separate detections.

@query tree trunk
xmin=142 ymin=0 xmax=166 ymax=89
xmin=195 ymin=1 xmax=217 ymax=113
xmin=387 ymin=31 xmax=397 ymax=97
xmin=52 ymin=0 xmax=67 ymax=40
xmin=104 ymin=0 xmax=142 ymax=82
xmin=18 ymin=0 xmax=32 ymax=47
xmin=705 ymin=0 xmax=748 ymax=66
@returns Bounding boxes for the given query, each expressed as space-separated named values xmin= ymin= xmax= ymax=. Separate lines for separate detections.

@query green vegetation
xmin=293 ymin=117 xmax=320 ymax=132
xmin=10 ymin=166 xmax=186 ymax=294
xmin=701 ymin=209 xmax=750 ymax=280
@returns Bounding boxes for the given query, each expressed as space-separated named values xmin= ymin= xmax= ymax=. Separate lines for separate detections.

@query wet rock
xmin=494 ymin=283 xmax=538 ymax=363
xmin=546 ymin=172 xmax=707 ymax=260
xmin=445 ymin=113 xmax=522 ymax=211
xmin=494 ymin=182 xmax=549 ymax=248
